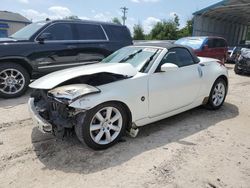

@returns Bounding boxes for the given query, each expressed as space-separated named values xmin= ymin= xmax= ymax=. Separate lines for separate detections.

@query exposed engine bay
xmin=31 ymin=72 xmax=130 ymax=137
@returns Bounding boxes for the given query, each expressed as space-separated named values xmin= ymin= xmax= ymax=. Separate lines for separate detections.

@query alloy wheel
xmin=212 ymin=82 xmax=226 ymax=107
xmin=0 ymin=68 xmax=25 ymax=95
xmin=90 ymin=107 xmax=123 ymax=145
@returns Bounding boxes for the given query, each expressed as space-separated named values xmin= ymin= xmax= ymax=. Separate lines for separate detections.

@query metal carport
xmin=193 ymin=0 xmax=250 ymax=45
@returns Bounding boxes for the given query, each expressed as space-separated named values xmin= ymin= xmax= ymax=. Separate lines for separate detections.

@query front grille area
xmin=32 ymin=89 xmax=75 ymax=129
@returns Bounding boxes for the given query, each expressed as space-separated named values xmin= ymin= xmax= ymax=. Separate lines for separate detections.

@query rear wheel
xmin=0 ymin=63 xmax=30 ymax=98
xmin=234 ymin=64 xmax=242 ymax=75
xmin=206 ymin=78 xmax=227 ymax=110
xmin=75 ymin=102 xmax=127 ymax=150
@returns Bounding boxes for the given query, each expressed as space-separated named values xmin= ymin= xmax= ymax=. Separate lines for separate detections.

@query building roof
xmin=193 ymin=0 xmax=250 ymax=25
xmin=0 ymin=11 xmax=31 ymax=24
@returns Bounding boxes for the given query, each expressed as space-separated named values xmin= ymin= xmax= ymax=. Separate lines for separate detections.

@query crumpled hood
xmin=29 ymin=63 xmax=138 ymax=89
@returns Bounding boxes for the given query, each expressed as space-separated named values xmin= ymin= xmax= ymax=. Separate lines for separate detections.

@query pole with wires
xmin=120 ymin=7 xmax=128 ymax=25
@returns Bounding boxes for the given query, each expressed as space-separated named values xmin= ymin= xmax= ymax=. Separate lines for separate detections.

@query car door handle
xmin=67 ymin=45 xmax=77 ymax=49
xmin=99 ymin=44 xmax=106 ymax=47
xmin=198 ymin=66 xmax=203 ymax=77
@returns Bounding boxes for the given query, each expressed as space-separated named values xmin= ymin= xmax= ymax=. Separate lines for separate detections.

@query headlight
xmin=48 ymin=84 xmax=100 ymax=104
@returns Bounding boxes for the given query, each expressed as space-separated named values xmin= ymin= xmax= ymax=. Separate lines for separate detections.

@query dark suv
xmin=0 ymin=20 xmax=133 ymax=98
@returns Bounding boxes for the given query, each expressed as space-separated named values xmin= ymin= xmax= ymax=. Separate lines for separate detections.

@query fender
xmin=69 ymin=75 xmax=149 ymax=122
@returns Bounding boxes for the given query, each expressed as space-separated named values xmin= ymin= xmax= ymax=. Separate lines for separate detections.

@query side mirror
xmin=160 ymin=63 xmax=178 ymax=72
xmin=37 ymin=33 xmax=52 ymax=43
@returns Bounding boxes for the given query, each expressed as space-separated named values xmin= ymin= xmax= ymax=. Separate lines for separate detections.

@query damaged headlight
xmin=48 ymin=84 xmax=101 ymax=104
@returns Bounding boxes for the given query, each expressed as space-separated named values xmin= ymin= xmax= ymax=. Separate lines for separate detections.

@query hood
xmin=0 ymin=37 xmax=28 ymax=44
xmin=0 ymin=38 xmax=17 ymax=42
xmin=29 ymin=63 xmax=138 ymax=90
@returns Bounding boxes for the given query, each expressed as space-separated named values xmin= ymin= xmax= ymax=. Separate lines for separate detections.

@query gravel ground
xmin=0 ymin=64 xmax=250 ymax=188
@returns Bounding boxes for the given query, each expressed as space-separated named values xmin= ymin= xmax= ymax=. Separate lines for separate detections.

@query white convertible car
xmin=28 ymin=43 xmax=228 ymax=150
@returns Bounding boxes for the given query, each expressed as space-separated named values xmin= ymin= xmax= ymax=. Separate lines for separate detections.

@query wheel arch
xmin=0 ymin=58 xmax=33 ymax=76
xmin=216 ymin=75 xmax=228 ymax=88
xmin=100 ymin=100 xmax=133 ymax=129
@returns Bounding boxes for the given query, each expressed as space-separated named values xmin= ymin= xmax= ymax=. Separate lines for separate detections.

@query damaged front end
xmin=29 ymin=84 xmax=100 ymax=137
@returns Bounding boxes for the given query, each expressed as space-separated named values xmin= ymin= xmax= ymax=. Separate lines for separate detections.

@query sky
xmin=1 ymin=0 xmax=222 ymax=33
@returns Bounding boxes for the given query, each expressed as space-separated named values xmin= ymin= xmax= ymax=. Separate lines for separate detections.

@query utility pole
xmin=120 ymin=7 xmax=128 ymax=25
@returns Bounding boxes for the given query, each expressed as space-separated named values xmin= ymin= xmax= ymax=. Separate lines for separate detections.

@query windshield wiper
xmin=119 ymin=49 xmax=143 ymax=63
xmin=140 ymin=50 xmax=159 ymax=72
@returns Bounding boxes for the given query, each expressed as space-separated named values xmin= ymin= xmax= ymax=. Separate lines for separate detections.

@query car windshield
xmin=10 ymin=22 xmax=47 ymax=40
xmin=101 ymin=46 xmax=161 ymax=72
xmin=175 ymin=38 xmax=205 ymax=50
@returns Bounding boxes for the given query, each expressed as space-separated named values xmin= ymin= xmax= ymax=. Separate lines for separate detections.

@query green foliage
xmin=112 ymin=17 xmax=122 ymax=25
xmin=144 ymin=15 xmax=193 ymax=40
xmin=148 ymin=20 xmax=179 ymax=40
xmin=177 ymin=19 xmax=193 ymax=38
xmin=133 ymin=23 xmax=145 ymax=40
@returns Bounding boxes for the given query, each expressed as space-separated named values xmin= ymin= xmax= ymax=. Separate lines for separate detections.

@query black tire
xmin=205 ymin=78 xmax=227 ymax=110
xmin=234 ymin=64 xmax=242 ymax=75
xmin=75 ymin=102 xmax=128 ymax=150
xmin=0 ymin=63 xmax=30 ymax=98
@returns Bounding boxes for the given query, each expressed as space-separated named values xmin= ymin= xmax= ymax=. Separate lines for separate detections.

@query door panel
xmin=30 ymin=42 xmax=79 ymax=73
xmin=30 ymin=23 xmax=79 ymax=73
xmin=148 ymin=64 xmax=202 ymax=117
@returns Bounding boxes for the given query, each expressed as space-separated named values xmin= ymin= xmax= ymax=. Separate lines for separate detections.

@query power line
xmin=120 ymin=7 xmax=128 ymax=25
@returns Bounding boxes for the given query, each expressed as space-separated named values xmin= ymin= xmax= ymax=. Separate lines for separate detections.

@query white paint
xmin=29 ymin=48 xmax=228 ymax=129
xmin=29 ymin=63 xmax=137 ymax=89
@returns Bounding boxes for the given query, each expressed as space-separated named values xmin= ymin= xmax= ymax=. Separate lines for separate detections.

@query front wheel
xmin=0 ymin=63 xmax=30 ymax=98
xmin=205 ymin=78 xmax=227 ymax=110
xmin=75 ymin=102 xmax=127 ymax=150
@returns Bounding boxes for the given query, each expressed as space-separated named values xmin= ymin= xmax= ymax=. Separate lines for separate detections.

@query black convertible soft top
xmin=135 ymin=42 xmax=200 ymax=63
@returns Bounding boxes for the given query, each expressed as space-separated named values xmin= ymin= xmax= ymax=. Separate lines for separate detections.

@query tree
xmin=173 ymin=14 xmax=180 ymax=27
xmin=112 ymin=17 xmax=122 ymax=25
xmin=148 ymin=19 xmax=178 ymax=40
xmin=177 ymin=19 xmax=193 ymax=38
xmin=133 ymin=23 xmax=145 ymax=40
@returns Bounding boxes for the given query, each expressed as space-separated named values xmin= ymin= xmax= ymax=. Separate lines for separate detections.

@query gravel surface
xmin=0 ymin=64 xmax=250 ymax=188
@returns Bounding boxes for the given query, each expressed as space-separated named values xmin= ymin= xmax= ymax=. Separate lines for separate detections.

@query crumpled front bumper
xmin=28 ymin=98 xmax=52 ymax=133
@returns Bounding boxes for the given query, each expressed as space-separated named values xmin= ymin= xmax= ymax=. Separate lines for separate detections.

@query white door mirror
xmin=160 ymin=63 xmax=178 ymax=72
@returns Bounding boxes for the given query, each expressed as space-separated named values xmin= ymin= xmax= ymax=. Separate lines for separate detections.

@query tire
xmin=0 ymin=63 xmax=30 ymax=98
xmin=75 ymin=102 xmax=128 ymax=150
xmin=234 ymin=64 xmax=242 ymax=75
xmin=205 ymin=78 xmax=227 ymax=110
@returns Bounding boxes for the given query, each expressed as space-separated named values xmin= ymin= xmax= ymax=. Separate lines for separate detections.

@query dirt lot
xmin=0 ymin=64 xmax=250 ymax=188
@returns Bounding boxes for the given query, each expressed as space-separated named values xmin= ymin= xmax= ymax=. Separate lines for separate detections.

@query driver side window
xmin=156 ymin=48 xmax=195 ymax=72
xmin=39 ymin=23 xmax=74 ymax=41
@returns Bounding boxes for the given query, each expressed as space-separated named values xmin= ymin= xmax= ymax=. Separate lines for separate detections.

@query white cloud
xmin=79 ymin=16 xmax=90 ymax=20
xmin=18 ymin=0 xmax=29 ymax=4
xmin=48 ymin=6 xmax=72 ymax=18
xmin=22 ymin=6 xmax=72 ymax=21
xmin=130 ymin=0 xmax=160 ymax=3
xmin=142 ymin=16 xmax=161 ymax=34
xmin=93 ymin=12 xmax=113 ymax=22
xmin=22 ymin=9 xmax=49 ymax=21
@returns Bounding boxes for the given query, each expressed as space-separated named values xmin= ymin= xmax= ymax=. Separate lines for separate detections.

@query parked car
xmin=175 ymin=36 xmax=228 ymax=64
xmin=28 ymin=42 xmax=228 ymax=150
xmin=0 ymin=19 xmax=132 ymax=98
xmin=234 ymin=48 xmax=250 ymax=74
xmin=227 ymin=44 xmax=250 ymax=63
